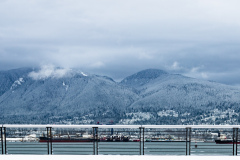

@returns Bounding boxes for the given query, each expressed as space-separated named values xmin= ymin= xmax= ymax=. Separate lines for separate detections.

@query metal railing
xmin=0 ymin=125 xmax=239 ymax=156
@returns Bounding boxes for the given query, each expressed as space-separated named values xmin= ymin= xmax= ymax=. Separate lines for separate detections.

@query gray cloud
xmin=0 ymin=0 xmax=240 ymax=85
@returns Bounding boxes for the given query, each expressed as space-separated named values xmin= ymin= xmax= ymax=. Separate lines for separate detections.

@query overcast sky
xmin=1 ymin=0 xmax=240 ymax=85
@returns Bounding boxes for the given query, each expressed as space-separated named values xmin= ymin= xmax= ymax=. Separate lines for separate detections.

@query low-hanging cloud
xmin=28 ymin=65 xmax=70 ymax=80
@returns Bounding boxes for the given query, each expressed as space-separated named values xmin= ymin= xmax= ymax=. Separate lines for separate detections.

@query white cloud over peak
xmin=28 ymin=65 xmax=70 ymax=80
xmin=170 ymin=61 xmax=182 ymax=70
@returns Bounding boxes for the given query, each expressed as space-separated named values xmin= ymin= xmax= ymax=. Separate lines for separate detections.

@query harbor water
xmin=4 ymin=141 xmax=239 ymax=156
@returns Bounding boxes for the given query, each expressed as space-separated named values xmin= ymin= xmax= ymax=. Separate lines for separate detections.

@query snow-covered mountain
xmin=0 ymin=68 xmax=138 ymax=124
xmin=0 ymin=68 xmax=240 ymax=124
xmin=121 ymin=69 xmax=240 ymax=110
xmin=120 ymin=69 xmax=240 ymax=124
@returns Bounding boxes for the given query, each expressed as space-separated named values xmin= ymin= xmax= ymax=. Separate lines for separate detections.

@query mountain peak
xmin=133 ymin=69 xmax=167 ymax=78
xmin=121 ymin=69 xmax=168 ymax=87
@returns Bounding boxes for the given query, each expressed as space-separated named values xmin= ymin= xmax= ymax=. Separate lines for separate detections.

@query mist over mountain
xmin=0 ymin=67 xmax=240 ymax=125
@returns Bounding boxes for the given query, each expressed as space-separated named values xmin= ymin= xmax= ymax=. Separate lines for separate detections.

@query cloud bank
xmin=1 ymin=0 xmax=240 ymax=85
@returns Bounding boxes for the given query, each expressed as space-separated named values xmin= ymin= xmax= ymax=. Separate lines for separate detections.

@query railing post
xmin=185 ymin=127 xmax=191 ymax=155
xmin=46 ymin=127 xmax=52 ymax=155
xmin=142 ymin=127 xmax=145 ymax=155
xmin=50 ymin=127 xmax=52 ymax=155
xmin=189 ymin=128 xmax=191 ymax=155
xmin=233 ymin=128 xmax=238 ymax=156
xmin=233 ymin=128 xmax=235 ymax=156
xmin=236 ymin=128 xmax=238 ymax=156
xmin=96 ymin=127 xmax=98 ymax=155
xmin=93 ymin=127 xmax=95 ymax=155
xmin=4 ymin=127 xmax=6 ymax=155
xmin=139 ymin=127 xmax=142 ymax=155
xmin=186 ymin=128 xmax=188 ymax=156
xmin=47 ymin=127 xmax=49 ymax=155
xmin=92 ymin=127 xmax=98 ymax=155
xmin=1 ymin=127 xmax=3 ymax=155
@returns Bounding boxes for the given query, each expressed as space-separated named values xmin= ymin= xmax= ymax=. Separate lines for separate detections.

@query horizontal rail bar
xmin=2 ymin=124 xmax=240 ymax=129
xmin=191 ymin=145 xmax=233 ymax=146
xmin=7 ymin=147 xmax=47 ymax=148
xmin=52 ymin=143 xmax=93 ymax=145
xmin=145 ymin=148 xmax=186 ymax=149
xmin=8 ymin=149 xmax=47 ymax=151
xmin=99 ymin=144 xmax=138 ymax=145
xmin=144 ymin=141 xmax=188 ymax=143
xmin=142 ymin=125 xmax=240 ymax=129
xmin=145 ymin=145 xmax=187 ymax=146
xmin=98 ymin=151 xmax=140 ymax=152
xmin=98 ymin=147 xmax=139 ymax=149
xmin=7 ymin=144 xmax=47 ymax=145
xmin=53 ymin=147 xmax=93 ymax=148
xmin=148 ymin=151 xmax=185 ymax=152
xmin=2 ymin=125 xmax=141 ymax=128
xmin=192 ymin=148 xmax=233 ymax=149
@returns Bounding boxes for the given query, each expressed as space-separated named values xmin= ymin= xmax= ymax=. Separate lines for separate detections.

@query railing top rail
xmin=2 ymin=124 xmax=141 ymax=128
xmin=2 ymin=124 xmax=240 ymax=128
xmin=142 ymin=125 xmax=240 ymax=129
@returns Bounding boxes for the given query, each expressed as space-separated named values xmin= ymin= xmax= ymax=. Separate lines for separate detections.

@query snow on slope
xmin=1 ymin=68 xmax=240 ymax=124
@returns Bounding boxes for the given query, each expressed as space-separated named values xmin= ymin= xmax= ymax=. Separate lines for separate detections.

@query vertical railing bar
xmin=186 ymin=128 xmax=188 ymax=156
xmin=93 ymin=127 xmax=95 ymax=155
xmin=189 ymin=128 xmax=191 ymax=155
xmin=96 ymin=127 xmax=98 ymax=155
xmin=1 ymin=127 xmax=3 ymax=155
xmin=143 ymin=127 xmax=144 ymax=155
xmin=233 ymin=128 xmax=235 ymax=156
xmin=47 ymin=127 xmax=49 ymax=155
xmin=50 ymin=127 xmax=52 ymax=155
xmin=236 ymin=128 xmax=238 ymax=156
xmin=4 ymin=127 xmax=6 ymax=155
xmin=139 ymin=127 xmax=141 ymax=155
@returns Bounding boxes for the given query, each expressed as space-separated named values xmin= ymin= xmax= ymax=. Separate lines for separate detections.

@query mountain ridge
xmin=0 ymin=67 xmax=239 ymax=124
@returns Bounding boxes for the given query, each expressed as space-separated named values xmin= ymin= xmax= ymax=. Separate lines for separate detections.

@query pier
xmin=0 ymin=125 xmax=239 ymax=156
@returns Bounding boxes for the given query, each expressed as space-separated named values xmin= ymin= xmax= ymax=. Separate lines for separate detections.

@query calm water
xmin=3 ymin=142 xmax=239 ymax=155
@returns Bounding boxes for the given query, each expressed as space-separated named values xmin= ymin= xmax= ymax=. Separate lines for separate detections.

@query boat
xmin=215 ymin=139 xmax=235 ymax=144
xmin=215 ymin=133 xmax=240 ymax=144
xmin=39 ymin=137 xmax=94 ymax=142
